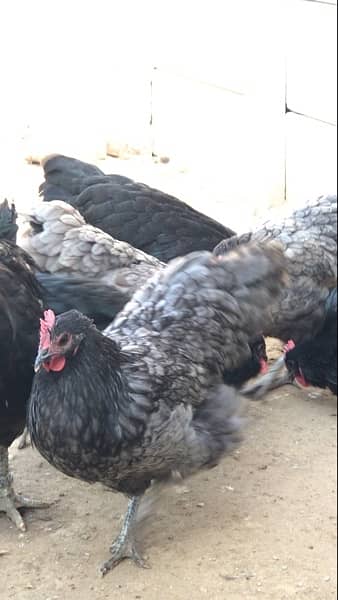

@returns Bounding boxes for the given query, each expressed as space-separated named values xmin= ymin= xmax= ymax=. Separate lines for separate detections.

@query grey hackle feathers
xmin=29 ymin=241 xmax=287 ymax=574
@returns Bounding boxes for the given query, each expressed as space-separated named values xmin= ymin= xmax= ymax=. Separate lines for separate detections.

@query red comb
xmin=39 ymin=310 xmax=56 ymax=350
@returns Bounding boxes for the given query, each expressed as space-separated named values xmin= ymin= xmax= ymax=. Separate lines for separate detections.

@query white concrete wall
xmin=0 ymin=0 xmax=336 ymax=214
xmin=285 ymin=0 xmax=337 ymax=203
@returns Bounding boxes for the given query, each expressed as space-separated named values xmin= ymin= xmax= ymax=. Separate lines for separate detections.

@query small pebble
xmin=196 ymin=502 xmax=205 ymax=508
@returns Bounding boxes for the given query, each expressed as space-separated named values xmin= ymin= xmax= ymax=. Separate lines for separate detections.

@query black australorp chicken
xmin=0 ymin=239 xmax=48 ymax=530
xmin=29 ymin=242 xmax=287 ymax=574
xmin=216 ymin=195 xmax=337 ymax=398
xmin=39 ymin=154 xmax=236 ymax=261
xmin=284 ymin=288 xmax=337 ymax=395
xmin=0 ymin=198 xmax=132 ymax=527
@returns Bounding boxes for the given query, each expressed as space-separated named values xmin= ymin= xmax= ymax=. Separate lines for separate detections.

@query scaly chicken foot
xmin=101 ymin=496 xmax=148 ymax=575
xmin=0 ymin=446 xmax=49 ymax=531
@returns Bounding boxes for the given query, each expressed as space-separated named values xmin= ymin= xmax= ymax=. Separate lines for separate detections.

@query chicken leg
xmin=0 ymin=446 xmax=49 ymax=531
xmin=101 ymin=496 xmax=148 ymax=576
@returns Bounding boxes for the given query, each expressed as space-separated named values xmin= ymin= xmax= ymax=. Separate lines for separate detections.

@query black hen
xmin=29 ymin=242 xmax=286 ymax=574
xmin=0 ymin=240 xmax=48 ymax=530
xmin=0 ymin=194 xmax=134 ymax=526
xmin=285 ymin=288 xmax=337 ymax=395
xmin=39 ymin=154 xmax=236 ymax=262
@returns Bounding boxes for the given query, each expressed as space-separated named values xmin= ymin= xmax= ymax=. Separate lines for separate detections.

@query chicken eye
xmin=58 ymin=333 xmax=70 ymax=346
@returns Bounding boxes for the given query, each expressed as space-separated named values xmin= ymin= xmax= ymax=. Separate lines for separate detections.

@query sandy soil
xmin=1 ymin=352 xmax=337 ymax=600
xmin=0 ymin=159 xmax=337 ymax=599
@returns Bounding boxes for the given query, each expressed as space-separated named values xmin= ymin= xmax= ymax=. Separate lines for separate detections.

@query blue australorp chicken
xmin=29 ymin=242 xmax=287 ymax=574
xmin=224 ymin=194 xmax=337 ymax=399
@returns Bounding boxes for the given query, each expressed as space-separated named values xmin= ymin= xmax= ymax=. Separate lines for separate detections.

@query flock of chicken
xmin=0 ymin=154 xmax=337 ymax=575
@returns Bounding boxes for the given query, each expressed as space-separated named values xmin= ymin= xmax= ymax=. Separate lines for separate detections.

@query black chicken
xmin=39 ymin=154 xmax=236 ymax=262
xmin=284 ymin=288 xmax=337 ymax=395
xmin=29 ymin=242 xmax=287 ymax=574
xmin=0 ymin=199 xmax=131 ymax=528
xmin=216 ymin=195 xmax=337 ymax=398
xmin=0 ymin=239 xmax=47 ymax=530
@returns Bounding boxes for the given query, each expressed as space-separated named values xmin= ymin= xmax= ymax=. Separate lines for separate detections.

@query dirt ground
xmin=1 ymin=356 xmax=336 ymax=600
xmin=0 ymin=158 xmax=337 ymax=599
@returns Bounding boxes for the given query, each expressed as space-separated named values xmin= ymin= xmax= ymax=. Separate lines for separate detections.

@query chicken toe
xmin=0 ymin=447 xmax=49 ymax=531
xmin=101 ymin=496 xmax=148 ymax=575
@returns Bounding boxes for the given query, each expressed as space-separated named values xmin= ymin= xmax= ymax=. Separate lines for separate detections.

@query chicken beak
xmin=34 ymin=348 xmax=52 ymax=372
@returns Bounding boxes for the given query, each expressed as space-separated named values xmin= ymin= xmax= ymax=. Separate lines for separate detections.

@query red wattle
xmin=43 ymin=356 xmax=66 ymax=372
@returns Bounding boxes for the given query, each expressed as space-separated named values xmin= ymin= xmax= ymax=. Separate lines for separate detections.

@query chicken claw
xmin=101 ymin=496 xmax=149 ymax=575
xmin=0 ymin=447 xmax=49 ymax=531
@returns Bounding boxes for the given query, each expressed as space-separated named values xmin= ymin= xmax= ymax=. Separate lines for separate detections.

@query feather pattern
xmin=20 ymin=200 xmax=162 ymax=296
xmin=214 ymin=194 xmax=337 ymax=343
xmin=29 ymin=242 xmax=287 ymax=496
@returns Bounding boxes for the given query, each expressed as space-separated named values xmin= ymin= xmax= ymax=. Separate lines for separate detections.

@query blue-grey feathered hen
xmin=29 ymin=242 xmax=287 ymax=574
xmin=216 ymin=195 xmax=337 ymax=398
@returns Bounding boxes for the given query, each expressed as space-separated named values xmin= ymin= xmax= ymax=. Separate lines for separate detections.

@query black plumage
xmin=0 ymin=239 xmax=47 ymax=530
xmin=0 ymin=199 xmax=18 ymax=243
xmin=28 ymin=242 xmax=287 ymax=573
xmin=37 ymin=272 xmax=128 ymax=332
xmin=0 ymin=199 xmax=131 ymax=528
xmin=0 ymin=242 xmax=42 ymax=448
xmin=285 ymin=288 xmax=337 ymax=395
xmin=39 ymin=154 xmax=236 ymax=262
